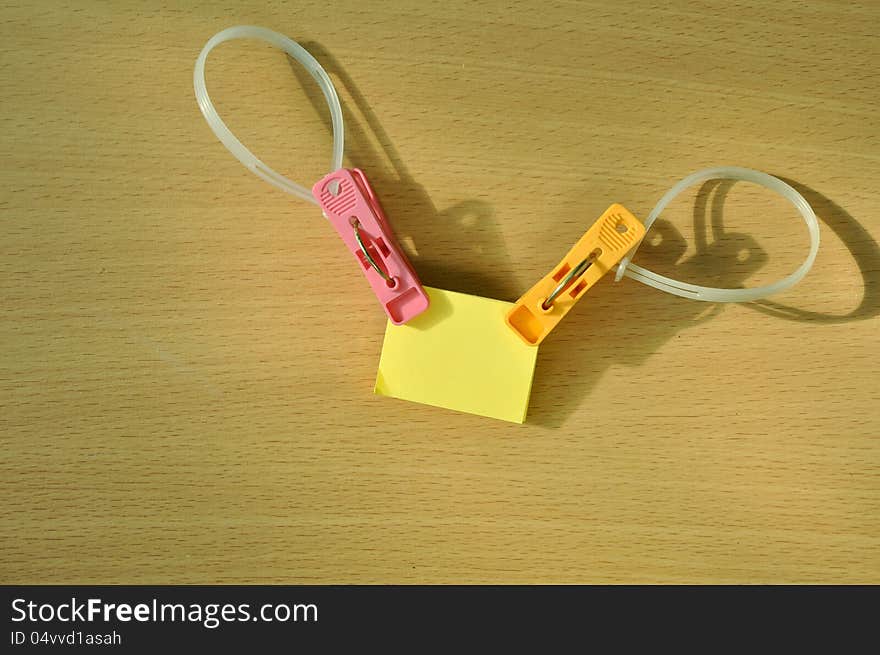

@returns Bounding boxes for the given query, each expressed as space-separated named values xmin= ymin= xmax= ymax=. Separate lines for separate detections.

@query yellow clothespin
xmin=506 ymin=204 xmax=646 ymax=345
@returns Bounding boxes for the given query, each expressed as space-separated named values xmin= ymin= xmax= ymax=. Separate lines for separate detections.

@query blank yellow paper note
xmin=375 ymin=287 xmax=539 ymax=423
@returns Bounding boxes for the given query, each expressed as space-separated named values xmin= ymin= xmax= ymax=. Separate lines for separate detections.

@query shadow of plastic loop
xmin=747 ymin=177 xmax=880 ymax=324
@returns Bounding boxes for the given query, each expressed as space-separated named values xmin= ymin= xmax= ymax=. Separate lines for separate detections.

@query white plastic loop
xmin=615 ymin=166 xmax=820 ymax=302
xmin=194 ymin=26 xmax=344 ymax=205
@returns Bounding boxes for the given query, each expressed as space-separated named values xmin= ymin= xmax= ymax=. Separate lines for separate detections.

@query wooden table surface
xmin=2 ymin=1 xmax=878 ymax=584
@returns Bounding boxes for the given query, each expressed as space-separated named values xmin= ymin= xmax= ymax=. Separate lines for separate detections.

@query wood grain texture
xmin=1 ymin=0 xmax=878 ymax=583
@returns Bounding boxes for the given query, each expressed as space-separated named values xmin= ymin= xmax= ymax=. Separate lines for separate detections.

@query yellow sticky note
xmin=375 ymin=287 xmax=539 ymax=423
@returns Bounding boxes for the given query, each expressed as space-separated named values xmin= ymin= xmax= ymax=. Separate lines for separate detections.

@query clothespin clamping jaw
xmin=505 ymin=204 xmax=646 ymax=346
xmin=314 ymin=169 xmax=430 ymax=325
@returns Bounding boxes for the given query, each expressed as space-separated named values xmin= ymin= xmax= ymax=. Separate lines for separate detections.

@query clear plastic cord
xmin=615 ymin=166 xmax=820 ymax=302
xmin=193 ymin=26 xmax=344 ymax=205
xmin=194 ymin=31 xmax=818 ymax=300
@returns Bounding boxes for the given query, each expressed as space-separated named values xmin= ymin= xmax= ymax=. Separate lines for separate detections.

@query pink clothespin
xmin=313 ymin=169 xmax=430 ymax=325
